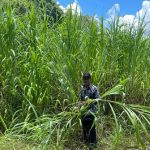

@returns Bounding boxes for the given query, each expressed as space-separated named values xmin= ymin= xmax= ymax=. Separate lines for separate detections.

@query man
xmin=80 ymin=72 xmax=100 ymax=147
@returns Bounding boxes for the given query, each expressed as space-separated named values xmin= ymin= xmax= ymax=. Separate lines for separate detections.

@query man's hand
xmin=78 ymin=99 xmax=97 ymax=108
xmin=78 ymin=101 xmax=86 ymax=108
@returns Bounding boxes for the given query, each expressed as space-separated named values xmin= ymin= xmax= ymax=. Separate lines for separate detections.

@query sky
xmin=57 ymin=0 xmax=150 ymax=32
xmin=57 ymin=0 xmax=144 ymax=17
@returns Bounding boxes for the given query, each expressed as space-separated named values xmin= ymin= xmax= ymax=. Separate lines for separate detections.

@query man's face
xmin=83 ymin=78 xmax=91 ymax=87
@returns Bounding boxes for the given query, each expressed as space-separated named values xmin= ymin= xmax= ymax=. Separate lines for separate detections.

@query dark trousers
xmin=81 ymin=114 xmax=97 ymax=144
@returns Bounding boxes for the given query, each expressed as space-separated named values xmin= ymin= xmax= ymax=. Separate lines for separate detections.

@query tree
xmin=6 ymin=0 xmax=63 ymax=24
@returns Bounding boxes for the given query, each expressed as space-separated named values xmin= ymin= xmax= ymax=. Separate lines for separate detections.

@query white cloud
xmin=59 ymin=5 xmax=66 ymax=13
xmin=121 ymin=15 xmax=135 ymax=24
xmin=120 ymin=15 xmax=138 ymax=27
xmin=57 ymin=0 xmax=82 ymax=14
xmin=136 ymin=0 xmax=150 ymax=21
xmin=56 ymin=1 xmax=60 ymax=5
xmin=94 ymin=14 xmax=100 ymax=23
xmin=107 ymin=1 xmax=150 ymax=33
xmin=107 ymin=3 xmax=120 ymax=19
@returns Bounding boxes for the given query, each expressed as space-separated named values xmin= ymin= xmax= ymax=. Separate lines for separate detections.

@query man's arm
xmin=94 ymin=86 xmax=100 ymax=99
xmin=78 ymin=87 xmax=86 ymax=107
xmin=80 ymin=86 xmax=85 ymax=101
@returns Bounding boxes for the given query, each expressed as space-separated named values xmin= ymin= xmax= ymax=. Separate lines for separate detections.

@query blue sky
xmin=57 ymin=0 xmax=144 ymax=17
xmin=57 ymin=0 xmax=150 ymax=31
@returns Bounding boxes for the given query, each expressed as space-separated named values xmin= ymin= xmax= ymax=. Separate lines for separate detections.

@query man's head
xmin=82 ymin=72 xmax=91 ymax=87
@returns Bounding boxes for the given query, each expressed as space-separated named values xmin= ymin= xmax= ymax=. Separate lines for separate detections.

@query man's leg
xmin=82 ymin=116 xmax=89 ymax=143
xmin=87 ymin=115 xmax=97 ymax=144
xmin=89 ymin=124 xmax=97 ymax=144
xmin=82 ymin=115 xmax=96 ymax=144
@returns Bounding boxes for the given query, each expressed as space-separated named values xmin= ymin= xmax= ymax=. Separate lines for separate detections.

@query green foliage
xmin=0 ymin=0 xmax=150 ymax=149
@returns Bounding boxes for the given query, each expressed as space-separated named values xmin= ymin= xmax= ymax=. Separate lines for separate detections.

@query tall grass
xmin=0 ymin=0 xmax=150 ymax=149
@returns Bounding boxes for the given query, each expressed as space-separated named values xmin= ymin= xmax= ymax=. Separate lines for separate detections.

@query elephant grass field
xmin=0 ymin=0 xmax=150 ymax=149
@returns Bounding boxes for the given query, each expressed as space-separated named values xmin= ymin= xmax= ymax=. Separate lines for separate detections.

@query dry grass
xmin=0 ymin=135 xmax=38 ymax=150
xmin=0 ymin=133 xmax=149 ymax=150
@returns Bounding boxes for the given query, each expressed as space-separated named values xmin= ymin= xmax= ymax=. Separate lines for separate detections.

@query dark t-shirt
xmin=80 ymin=84 xmax=100 ymax=113
xmin=80 ymin=84 xmax=99 ymax=100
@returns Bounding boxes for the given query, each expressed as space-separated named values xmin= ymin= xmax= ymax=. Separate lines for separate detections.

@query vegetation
xmin=0 ymin=0 xmax=150 ymax=149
